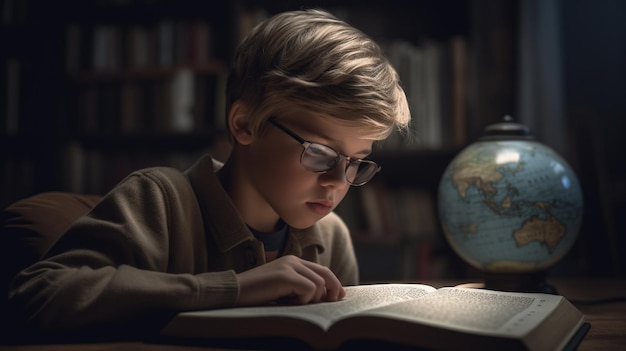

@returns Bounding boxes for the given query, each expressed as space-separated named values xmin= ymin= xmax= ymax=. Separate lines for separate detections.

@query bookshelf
xmin=1 ymin=0 xmax=234 ymax=206
xmin=1 ymin=0 xmax=517 ymax=281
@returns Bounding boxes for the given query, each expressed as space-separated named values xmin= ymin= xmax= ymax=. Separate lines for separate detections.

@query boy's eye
xmin=304 ymin=143 xmax=340 ymax=171
xmin=308 ymin=144 xmax=336 ymax=158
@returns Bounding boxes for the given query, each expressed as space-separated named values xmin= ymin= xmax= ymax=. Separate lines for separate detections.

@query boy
xmin=8 ymin=9 xmax=410 ymax=340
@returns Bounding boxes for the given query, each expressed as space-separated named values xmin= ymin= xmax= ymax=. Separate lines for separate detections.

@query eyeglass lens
xmin=302 ymin=143 xmax=339 ymax=171
xmin=301 ymin=143 xmax=378 ymax=185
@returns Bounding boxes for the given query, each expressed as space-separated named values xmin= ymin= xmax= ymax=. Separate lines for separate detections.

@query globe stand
xmin=483 ymin=271 xmax=558 ymax=294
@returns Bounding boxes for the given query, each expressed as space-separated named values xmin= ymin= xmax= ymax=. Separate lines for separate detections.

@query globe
xmin=437 ymin=116 xmax=584 ymax=293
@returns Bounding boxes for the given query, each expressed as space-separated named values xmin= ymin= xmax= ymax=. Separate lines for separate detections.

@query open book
xmin=160 ymin=283 xmax=588 ymax=351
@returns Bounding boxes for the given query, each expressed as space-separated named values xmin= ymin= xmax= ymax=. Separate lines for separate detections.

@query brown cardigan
xmin=5 ymin=155 xmax=358 ymax=340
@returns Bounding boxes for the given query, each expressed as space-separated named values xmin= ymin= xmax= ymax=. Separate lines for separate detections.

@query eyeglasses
xmin=269 ymin=118 xmax=381 ymax=186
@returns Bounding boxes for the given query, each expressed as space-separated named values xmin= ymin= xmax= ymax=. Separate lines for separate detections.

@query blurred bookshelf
xmin=1 ymin=0 xmax=234 ymax=205
xmin=1 ymin=0 xmax=518 ymax=282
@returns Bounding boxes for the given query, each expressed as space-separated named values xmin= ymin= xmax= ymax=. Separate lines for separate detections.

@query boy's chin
xmin=283 ymin=215 xmax=325 ymax=230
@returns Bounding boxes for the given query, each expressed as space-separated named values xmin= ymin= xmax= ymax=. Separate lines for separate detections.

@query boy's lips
xmin=306 ymin=200 xmax=334 ymax=215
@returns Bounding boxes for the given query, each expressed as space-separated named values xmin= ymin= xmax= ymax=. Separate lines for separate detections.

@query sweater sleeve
xmin=8 ymin=168 xmax=239 ymax=334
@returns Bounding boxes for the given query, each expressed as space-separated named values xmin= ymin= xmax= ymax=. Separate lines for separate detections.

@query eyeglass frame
xmin=268 ymin=118 xmax=381 ymax=186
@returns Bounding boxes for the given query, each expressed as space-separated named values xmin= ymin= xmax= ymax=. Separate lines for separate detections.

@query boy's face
xmin=241 ymin=109 xmax=374 ymax=230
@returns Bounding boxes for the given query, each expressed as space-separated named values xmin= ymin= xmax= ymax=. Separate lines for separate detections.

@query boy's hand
xmin=236 ymin=255 xmax=346 ymax=306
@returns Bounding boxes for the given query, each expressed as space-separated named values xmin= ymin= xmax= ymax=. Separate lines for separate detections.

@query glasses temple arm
xmin=268 ymin=118 xmax=306 ymax=145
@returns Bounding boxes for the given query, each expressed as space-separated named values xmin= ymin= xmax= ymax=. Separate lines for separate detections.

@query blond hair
xmin=226 ymin=9 xmax=410 ymax=140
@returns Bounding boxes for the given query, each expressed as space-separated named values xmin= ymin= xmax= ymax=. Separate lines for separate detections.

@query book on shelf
xmin=127 ymin=25 xmax=155 ymax=69
xmin=382 ymin=35 xmax=469 ymax=151
xmin=160 ymin=283 xmax=588 ymax=351
xmin=120 ymin=82 xmax=142 ymax=134
xmin=449 ymin=35 xmax=469 ymax=148
xmin=158 ymin=20 xmax=175 ymax=67
xmin=356 ymin=183 xmax=439 ymax=241
xmin=92 ymin=25 xmax=123 ymax=72
xmin=169 ymin=68 xmax=195 ymax=132
xmin=358 ymin=182 xmax=394 ymax=239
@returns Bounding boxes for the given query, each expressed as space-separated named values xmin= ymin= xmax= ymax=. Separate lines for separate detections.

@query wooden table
xmin=550 ymin=278 xmax=626 ymax=351
xmin=1 ymin=278 xmax=624 ymax=350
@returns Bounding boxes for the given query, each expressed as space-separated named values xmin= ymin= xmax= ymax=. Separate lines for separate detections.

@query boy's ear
xmin=228 ymin=100 xmax=254 ymax=145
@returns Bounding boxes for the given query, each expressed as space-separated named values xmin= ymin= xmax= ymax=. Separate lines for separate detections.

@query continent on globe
xmin=513 ymin=214 xmax=565 ymax=253
xmin=451 ymin=161 xmax=503 ymax=200
xmin=460 ymin=222 xmax=478 ymax=235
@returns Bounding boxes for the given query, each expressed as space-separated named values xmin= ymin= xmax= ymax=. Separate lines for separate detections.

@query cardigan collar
xmin=185 ymin=155 xmax=325 ymax=255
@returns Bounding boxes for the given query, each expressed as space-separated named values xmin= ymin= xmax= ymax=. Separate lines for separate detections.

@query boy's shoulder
xmin=127 ymin=165 xmax=189 ymax=186
xmin=110 ymin=164 xmax=198 ymax=201
xmin=310 ymin=211 xmax=350 ymax=242
xmin=125 ymin=155 xmax=217 ymax=187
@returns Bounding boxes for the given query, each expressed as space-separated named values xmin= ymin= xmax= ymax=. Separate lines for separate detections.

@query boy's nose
xmin=318 ymin=160 xmax=349 ymax=187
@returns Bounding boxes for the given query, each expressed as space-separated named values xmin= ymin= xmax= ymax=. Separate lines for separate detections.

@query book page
xmin=357 ymin=287 xmax=564 ymax=337
xmin=176 ymin=283 xmax=436 ymax=331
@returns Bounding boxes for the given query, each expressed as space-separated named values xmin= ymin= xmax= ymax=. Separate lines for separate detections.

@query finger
xmin=290 ymin=263 xmax=327 ymax=303
xmin=324 ymin=284 xmax=346 ymax=302
xmin=286 ymin=272 xmax=319 ymax=304
xmin=297 ymin=260 xmax=344 ymax=302
xmin=337 ymin=285 xmax=347 ymax=300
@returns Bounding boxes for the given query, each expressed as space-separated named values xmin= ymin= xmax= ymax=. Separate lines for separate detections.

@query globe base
xmin=483 ymin=271 xmax=558 ymax=294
